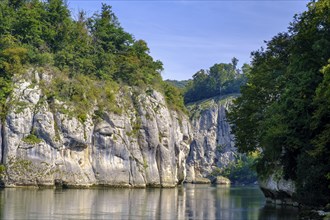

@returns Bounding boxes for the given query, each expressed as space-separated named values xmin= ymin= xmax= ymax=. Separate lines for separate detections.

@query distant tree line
xmin=164 ymin=79 xmax=190 ymax=90
xmin=182 ymin=58 xmax=249 ymax=104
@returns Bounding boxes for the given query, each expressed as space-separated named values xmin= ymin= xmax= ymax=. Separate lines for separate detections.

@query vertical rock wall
xmin=0 ymin=70 xmax=192 ymax=187
xmin=185 ymin=97 xmax=238 ymax=182
xmin=0 ymin=69 xmax=239 ymax=187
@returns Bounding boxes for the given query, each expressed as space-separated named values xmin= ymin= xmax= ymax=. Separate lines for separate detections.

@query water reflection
xmin=0 ymin=185 xmax=298 ymax=219
xmin=258 ymin=204 xmax=300 ymax=220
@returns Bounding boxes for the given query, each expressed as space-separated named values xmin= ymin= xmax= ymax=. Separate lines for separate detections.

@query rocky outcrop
xmin=213 ymin=176 xmax=231 ymax=185
xmin=0 ymin=70 xmax=191 ymax=187
xmin=185 ymin=96 xmax=238 ymax=182
xmin=0 ymin=69 xmax=244 ymax=188
xmin=258 ymin=167 xmax=297 ymax=206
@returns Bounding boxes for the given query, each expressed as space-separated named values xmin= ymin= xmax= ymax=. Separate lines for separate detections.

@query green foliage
xmin=211 ymin=152 xmax=259 ymax=185
xmin=22 ymin=134 xmax=42 ymax=144
xmin=0 ymin=35 xmax=28 ymax=75
xmin=0 ymin=0 xmax=184 ymax=119
xmin=186 ymin=94 xmax=237 ymax=121
xmin=184 ymin=59 xmax=247 ymax=104
xmin=227 ymin=0 xmax=330 ymax=206
xmin=7 ymin=157 xmax=33 ymax=174
xmin=162 ymin=81 xmax=186 ymax=113
xmin=0 ymin=165 xmax=6 ymax=175
xmin=0 ymin=77 xmax=13 ymax=120
xmin=40 ymin=70 xmax=121 ymax=117
xmin=143 ymin=159 xmax=148 ymax=169
xmin=165 ymin=79 xmax=190 ymax=89
xmin=296 ymin=61 xmax=330 ymax=207
xmin=311 ymin=62 xmax=330 ymax=157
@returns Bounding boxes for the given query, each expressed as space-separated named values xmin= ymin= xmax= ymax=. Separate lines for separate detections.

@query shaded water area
xmin=0 ymin=185 xmax=299 ymax=219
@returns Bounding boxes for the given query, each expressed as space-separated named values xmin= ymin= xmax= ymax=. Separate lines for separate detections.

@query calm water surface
xmin=0 ymin=185 xmax=299 ymax=219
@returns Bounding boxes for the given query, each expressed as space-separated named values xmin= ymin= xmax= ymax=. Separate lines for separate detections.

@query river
xmin=0 ymin=184 xmax=299 ymax=219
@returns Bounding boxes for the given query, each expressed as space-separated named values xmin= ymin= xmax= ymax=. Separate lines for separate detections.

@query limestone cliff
xmin=0 ymin=69 xmax=242 ymax=188
xmin=185 ymin=96 xmax=238 ymax=182
xmin=0 ymin=70 xmax=191 ymax=187
xmin=258 ymin=167 xmax=297 ymax=206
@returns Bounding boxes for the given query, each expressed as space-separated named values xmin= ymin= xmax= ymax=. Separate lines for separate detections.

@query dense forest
xmin=0 ymin=0 xmax=185 ymax=118
xmin=227 ymin=0 xmax=330 ymax=206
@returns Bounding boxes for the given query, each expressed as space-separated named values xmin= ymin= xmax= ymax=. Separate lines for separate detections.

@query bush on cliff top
xmin=0 ymin=0 xmax=185 ymax=117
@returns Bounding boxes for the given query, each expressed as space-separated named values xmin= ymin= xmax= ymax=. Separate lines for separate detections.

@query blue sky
xmin=67 ymin=0 xmax=309 ymax=80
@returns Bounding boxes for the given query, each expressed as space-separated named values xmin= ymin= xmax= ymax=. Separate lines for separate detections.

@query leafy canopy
xmin=183 ymin=58 xmax=248 ymax=104
xmin=227 ymin=0 xmax=330 ymax=206
xmin=0 ymin=0 xmax=186 ymax=115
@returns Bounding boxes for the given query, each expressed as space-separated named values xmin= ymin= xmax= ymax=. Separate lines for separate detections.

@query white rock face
xmin=0 ymin=70 xmax=242 ymax=188
xmin=185 ymin=97 xmax=238 ymax=182
xmin=0 ymin=71 xmax=191 ymax=187
xmin=258 ymin=168 xmax=297 ymax=206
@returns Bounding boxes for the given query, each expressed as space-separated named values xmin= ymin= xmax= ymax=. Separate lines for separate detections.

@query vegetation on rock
xmin=22 ymin=134 xmax=42 ymax=144
xmin=211 ymin=152 xmax=258 ymax=185
xmin=0 ymin=0 xmax=186 ymax=118
xmin=183 ymin=58 xmax=249 ymax=104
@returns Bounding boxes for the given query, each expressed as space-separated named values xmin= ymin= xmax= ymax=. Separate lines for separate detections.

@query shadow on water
xmin=258 ymin=203 xmax=299 ymax=220
xmin=0 ymin=185 xmax=299 ymax=219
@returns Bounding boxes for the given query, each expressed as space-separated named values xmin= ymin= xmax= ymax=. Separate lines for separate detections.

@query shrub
xmin=22 ymin=134 xmax=42 ymax=144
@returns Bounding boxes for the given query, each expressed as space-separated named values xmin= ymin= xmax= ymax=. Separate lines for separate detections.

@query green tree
xmin=228 ymin=0 xmax=330 ymax=206
xmin=42 ymin=0 xmax=71 ymax=52
xmin=184 ymin=60 xmax=247 ymax=104
xmin=0 ymin=0 xmax=15 ymax=35
xmin=12 ymin=0 xmax=44 ymax=47
xmin=0 ymin=0 xmax=184 ymax=119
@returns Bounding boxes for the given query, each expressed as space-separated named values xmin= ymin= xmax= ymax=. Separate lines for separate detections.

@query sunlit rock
xmin=0 ymin=70 xmax=192 ymax=188
xmin=185 ymin=96 xmax=238 ymax=182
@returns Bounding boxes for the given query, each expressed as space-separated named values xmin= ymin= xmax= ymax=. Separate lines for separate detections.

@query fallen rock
xmin=213 ymin=176 xmax=231 ymax=185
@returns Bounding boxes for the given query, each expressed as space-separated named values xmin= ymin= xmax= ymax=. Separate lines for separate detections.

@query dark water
xmin=0 ymin=185 xmax=299 ymax=219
